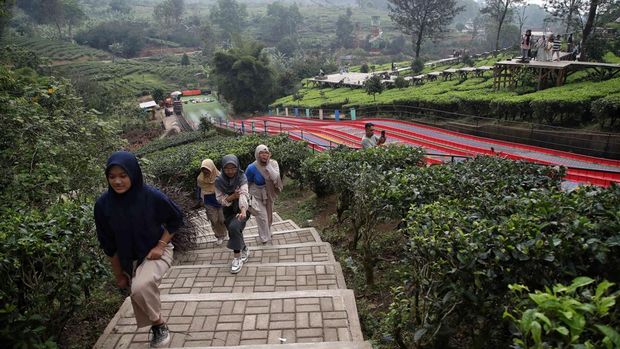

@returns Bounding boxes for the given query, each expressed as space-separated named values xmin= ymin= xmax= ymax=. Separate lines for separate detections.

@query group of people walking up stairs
xmin=93 ymin=144 xmax=282 ymax=348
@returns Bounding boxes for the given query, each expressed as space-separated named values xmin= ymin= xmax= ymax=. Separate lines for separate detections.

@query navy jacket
xmin=94 ymin=151 xmax=183 ymax=276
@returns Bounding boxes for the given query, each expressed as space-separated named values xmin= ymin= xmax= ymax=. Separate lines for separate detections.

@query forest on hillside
xmin=2 ymin=0 xmax=618 ymax=116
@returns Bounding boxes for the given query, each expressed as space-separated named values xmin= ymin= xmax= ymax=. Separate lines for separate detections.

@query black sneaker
xmin=149 ymin=323 xmax=171 ymax=348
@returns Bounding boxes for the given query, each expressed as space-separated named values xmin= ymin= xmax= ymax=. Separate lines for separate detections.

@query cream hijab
xmin=253 ymin=145 xmax=283 ymax=198
xmin=197 ymin=159 xmax=220 ymax=195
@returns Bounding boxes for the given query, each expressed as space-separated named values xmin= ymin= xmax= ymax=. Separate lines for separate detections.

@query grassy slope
xmin=54 ymin=58 xmax=207 ymax=96
xmin=9 ymin=35 xmax=111 ymax=62
xmin=272 ymin=55 xmax=620 ymax=113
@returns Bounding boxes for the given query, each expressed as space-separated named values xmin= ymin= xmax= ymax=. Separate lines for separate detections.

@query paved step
xmin=175 ymin=242 xmax=336 ymax=266
xmin=196 ymin=220 xmax=301 ymax=243
xmin=161 ymin=262 xmax=346 ymax=295
xmin=95 ymin=290 xmax=364 ymax=348
xmin=168 ymin=342 xmax=373 ymax=349
xmin=195 ymin=228 xmax=322 ymax=249
xmin=189 ymin=212 xmax=284 ymax=230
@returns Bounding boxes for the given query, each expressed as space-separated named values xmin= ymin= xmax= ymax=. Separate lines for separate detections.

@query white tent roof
xmin=139 ymin=101 xmax=158 ymax=109
xmin=171 ymin=91 xmax=182 ymax=96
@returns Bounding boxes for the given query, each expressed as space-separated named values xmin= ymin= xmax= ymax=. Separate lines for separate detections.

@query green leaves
xmin=0 ymin=202 xmax=107 ymax=347
xmin=211 ymin=40 xmax=277 ymax=113
xmin=507 ymin=277 xmax=620 ymax=348
xmin=0 ymin=62 xmax=121 ymax=210
xmin=141 ymin=133 xmax=310 ymax=190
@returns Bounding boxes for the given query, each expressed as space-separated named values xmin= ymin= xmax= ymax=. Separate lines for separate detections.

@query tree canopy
xmin=481 ymin=0 xmax=523 ymax=51
xmin=335 ymin=8 xmax=355 ymax=49
xmin=153 ymin=0 xmax=185 ymax=27
xmin=259 ymin=2 xmax=303 ymax=44
xmin=209 ymin=0 xmax=248 ymax=43
xmin=15 ymin=0 xmax=86 ymax=38
xmin=364 ymin=74 xmax=384 ymax=101
xmin=75 ymin=20 xmax=146 ymax=57
xmin=388 ymin=0 xmax=464 ymax=58
xmin=211 ymin=41 xmax=276 ymax=113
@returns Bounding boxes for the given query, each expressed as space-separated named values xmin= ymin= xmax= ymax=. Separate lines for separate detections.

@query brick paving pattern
xmin=94 ymin=212 xmax=371 ymax=348
xmin=195 ymin=228 xmax=321 ymax=250
xmin=161 ymin=263 xmax=346 ymax=294
xmin=196 ymin=220 xmax=301 ymax=245
xmin=175 ymin=243 xmax=335 ymax=266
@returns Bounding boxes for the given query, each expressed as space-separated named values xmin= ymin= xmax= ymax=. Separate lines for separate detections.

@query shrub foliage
xmin=0 ymin=63 xmax=122 ymax=346
xmin=299 ymin=148 xmax=619 ymax=348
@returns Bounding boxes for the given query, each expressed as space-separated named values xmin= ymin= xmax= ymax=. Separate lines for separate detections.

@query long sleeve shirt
xmin=215 ymin=183 xmax=249 ymax=211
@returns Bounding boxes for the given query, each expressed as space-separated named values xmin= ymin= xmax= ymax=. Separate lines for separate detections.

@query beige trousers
xmin=205 ymin=205 xmax=228 ymax=239
xmin=249 ymin=197 xmax=274 ymax=243
xmin=130 ymin=243 xmax=173 ymax=329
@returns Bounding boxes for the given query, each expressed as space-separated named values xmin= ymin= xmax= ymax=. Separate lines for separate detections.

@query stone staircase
xmin=94 ymin=212 xmax=371 ymax=348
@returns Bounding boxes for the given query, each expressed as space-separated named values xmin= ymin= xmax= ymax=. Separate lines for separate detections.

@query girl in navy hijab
xmin=94 ymin=151 xmax=183 ymax=348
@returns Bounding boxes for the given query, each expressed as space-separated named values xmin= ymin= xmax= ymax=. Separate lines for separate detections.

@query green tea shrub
xmin=505 ymin=277 xmax=620 ymax=349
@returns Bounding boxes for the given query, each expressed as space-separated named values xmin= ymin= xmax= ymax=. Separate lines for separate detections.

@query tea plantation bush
xmin=272 ymin=57 xmax=620 ymax=127
xmin=591 ymin=93 xmax=620 ymax=130
xmin=299 ymin=149 xmax=619 ymax=348
xmin=0 ymin=64 xmax=122 ymax=346
xmin=0 ymin=203 xmax=107 ymax=347
xmin=389 ymin=184 xmax=620 ymax=347
xmin=505 ymin=277 xmax=620 ymax=349
xmin=141 ymin=134 xmax=311 ymax=191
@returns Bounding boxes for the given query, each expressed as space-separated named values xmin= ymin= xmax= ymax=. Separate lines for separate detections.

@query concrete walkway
xmin=94 ymin=212 xmax=371 ymax=348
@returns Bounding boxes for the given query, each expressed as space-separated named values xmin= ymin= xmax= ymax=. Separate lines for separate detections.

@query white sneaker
xmin=231 ymin=257 xmax=243 ymax=274
xmin=149 ymin=323 xmax=170 ymax=348
xmin=241 ymin=246 xmax=250 ymax=263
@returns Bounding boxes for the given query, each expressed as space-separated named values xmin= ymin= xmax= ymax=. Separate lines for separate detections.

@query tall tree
xmin=481 ymin=0 xmax=524 ymax=51
xmin=16 ymin=0 xmax=63 ymax=37
xmin=364 ymin=75 xmax=384 ymax=101
xmin=63 ymin=0 xmax=86 ymax=39
xmin=200 ymin=21 xmax=216 ymax=57
xmin=544 ymin=0 xmax=616 ymax=60
xmin=470 ymin=13 xmax=485 ymax=43
xmin=15 ymin=0 xmax=85 ymax=38
xmin=0 ymin=0 xmax=15 ymax=38
xmin=180 ymin=53 xmax=190 ymax=65
xmin=388 ymin=0 xmax=464 ymax=58
xmin=154 ymin=0 xmax=184 ymax=27
xmin=545 ymin=0 xmax=586 ymax=34
xmin=211 ymin=40 xmax=276 ymax=113
xmin=515 ymin=3 xmax=528 ymax=41
xmin=581 ymin=0 xmax=600 ymax=61
xmin=260 ymin=2 xmax=302 ymax=44
xmin=335 ymin=8 xmax=355 ymax=49
xmin=209 ymin=0 xmax=248 ymax=42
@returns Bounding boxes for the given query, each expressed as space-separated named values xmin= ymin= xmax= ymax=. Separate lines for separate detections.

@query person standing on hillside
xmin=94 ymin=151 xmax=184 ymax=348
xmin=196 ymin=159 xmax=228 ymax=245
xmin=246 ymin=145 xmax=283 ymax=244
xmin=552 ymin=34 xmax=562 ymax=61
xmin=215 ymin=155 xmax=250 ymax=274
xmin=361 ymin=122 xmax=386 ymax=149
xmin=534 ymin=35 xmax=547 ymax=61
xmin=520 ymin=29 xmax=532 ymax=61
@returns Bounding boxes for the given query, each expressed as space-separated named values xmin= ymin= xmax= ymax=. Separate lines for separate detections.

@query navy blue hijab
xmin=94 ymin=151 xmax=183 ymax=276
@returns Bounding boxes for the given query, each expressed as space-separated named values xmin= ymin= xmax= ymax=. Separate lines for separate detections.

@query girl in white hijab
xmin=245 ymin=144 xmax=283 ymax=243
